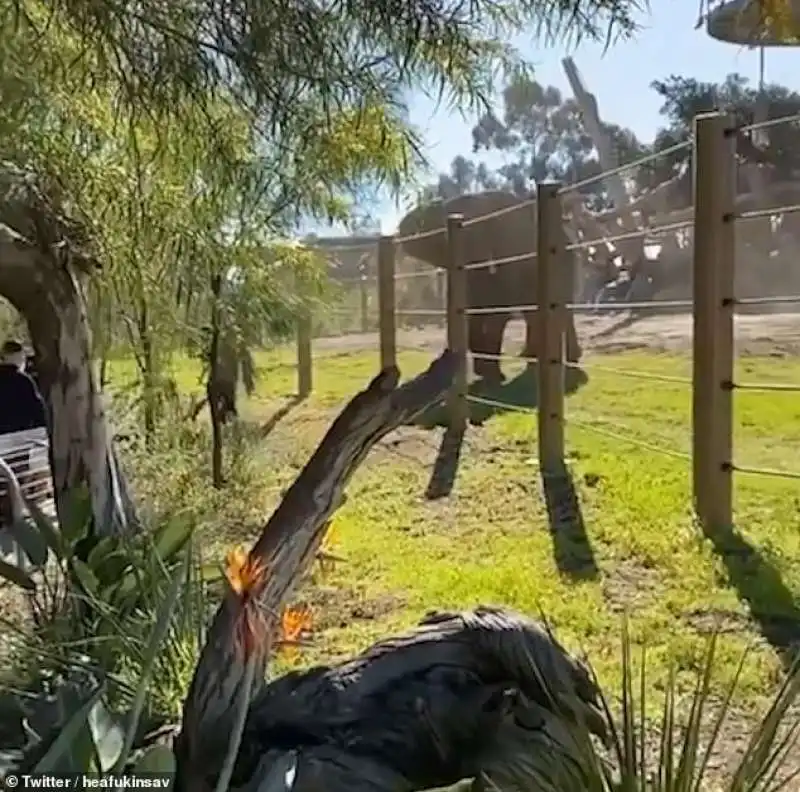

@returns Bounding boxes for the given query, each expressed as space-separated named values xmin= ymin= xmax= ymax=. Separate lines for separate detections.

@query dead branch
xmin=175 ymin=350 xmax=456 ymax=781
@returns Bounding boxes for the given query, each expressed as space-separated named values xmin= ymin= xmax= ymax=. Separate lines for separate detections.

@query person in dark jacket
xmin=0 ymin=340 xmax=47 ymax=435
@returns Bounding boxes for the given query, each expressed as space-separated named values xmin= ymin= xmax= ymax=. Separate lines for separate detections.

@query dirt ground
xmin=315 ymin=311 xmax=800 ymax=358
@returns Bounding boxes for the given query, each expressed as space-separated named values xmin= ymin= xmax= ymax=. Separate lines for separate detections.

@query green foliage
xmin=423 ymin=69 xmax=800 ymax=207
xmin=7 ymin=0 xmax=641 ymax=183
xmin=0 ymin=545 xmax=193 ymax=779
xmin=0 ymin=485 xmax=221 ymax=712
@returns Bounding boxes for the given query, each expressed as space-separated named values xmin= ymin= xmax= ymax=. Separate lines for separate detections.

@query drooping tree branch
xmin=176 ymin=350 xmax=456 ymax=787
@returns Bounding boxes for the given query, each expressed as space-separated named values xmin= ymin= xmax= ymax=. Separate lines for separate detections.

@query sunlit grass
xmin=106 ymin=345 xmax=800 ymax=711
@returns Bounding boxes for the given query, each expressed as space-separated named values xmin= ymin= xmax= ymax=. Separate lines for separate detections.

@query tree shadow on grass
xmin=423 ymin=425 xmax=465 ymax=501
xmin=540 ymin=461 xmax=598 ymax=581
xmin=258 ymin=395 xmax=305 ymax=439
xmin=409 ymin=365 xmax=589 ymax=431
xmin=700 ymin=521 xmax=800 ymax=669
xmin=233 ymin=395 xmax=305 ymax=446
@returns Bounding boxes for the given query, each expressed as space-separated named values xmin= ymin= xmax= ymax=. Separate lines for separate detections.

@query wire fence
xmin=8 ymin=112 xmax=799 ymax=537
xmin=281 ymin=109 xmax=800 ymax=529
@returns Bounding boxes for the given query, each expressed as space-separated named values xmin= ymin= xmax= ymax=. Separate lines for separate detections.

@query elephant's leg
xmin=565 ymin=310 xmax=582 ymax=363
xmin=470 ymin=314 xmax=508 ymax=383
xmin=522 ymin=311 xmax=581 ymax=364
xmin=521 ymin=311 xmax=538 ymax=364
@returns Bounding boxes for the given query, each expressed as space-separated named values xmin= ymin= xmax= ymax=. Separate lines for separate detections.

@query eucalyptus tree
xmin=0 ymin=0 xmax=644 ymax=538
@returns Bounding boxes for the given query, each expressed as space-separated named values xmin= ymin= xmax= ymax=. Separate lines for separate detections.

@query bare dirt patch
xmin=305 ymin=586 xmax=406 ymax=632
xmin=313 ymin=311 xmax=800 ymax=359
xmin=602 ymin=559 xmax=665 ymax=615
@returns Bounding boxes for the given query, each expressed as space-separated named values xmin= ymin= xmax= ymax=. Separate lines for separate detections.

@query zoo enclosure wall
xmin=298 ymin=109 xmax=800 ymax=531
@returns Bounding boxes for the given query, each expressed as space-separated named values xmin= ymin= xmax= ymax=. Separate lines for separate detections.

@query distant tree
xmin=648 ymin=72 xmax=800 ymax=182
xmin=423 ymin=74 xmax=646 ymax=209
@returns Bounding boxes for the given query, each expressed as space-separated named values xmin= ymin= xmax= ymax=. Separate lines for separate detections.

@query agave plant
xmin=538 ymin=620 xmax=800 ymax=792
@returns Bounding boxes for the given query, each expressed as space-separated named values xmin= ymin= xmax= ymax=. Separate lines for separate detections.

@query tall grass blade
xmin=674 ymin=631 xmax=717 ymax=790
xmin=657 ymin=665 xmax=677 ymax=790
xmin=730 ymin=654 xmax=800 ymax=791
xmin=691 ymin=644 xmax=750 ymax=792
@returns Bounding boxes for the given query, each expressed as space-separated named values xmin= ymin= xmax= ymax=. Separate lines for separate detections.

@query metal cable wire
xmin=311 ymin=239 xmax=378 ymax=253
xmin=395 ymin=227 xmax=446 ymax=245
xmin=464 ymin=304 xmax=538 ymax=315
xmin=461 ymin=394 xmax=692 ymax=463
xmin=735 ymin=295 xmax=800 ymax=306
xmin=568 ymin=299 xmax=693 ymax=313
xmin=734 ymin=382 xmax=800 ymax=393
xmin=394 ymin=309 xmax=448 ymax=317
xmin=566 ymin=416 xmax=692 ymax=461
xmin=463 ymin=251 xmax=536 ymax=272
xmin=466 ymin=394 xmax=537 ymax=414
xmin=738 ymin=111 xmax=800 ymax=135
xmin=394 ymin=270 xmax=443 ymax=281
xmin=557 ymin=139 xmax=694 ymax=197
xmin=471 ymin=352 xmax=537 ymax=363
xmin=395 ymin=343 xmax=443 ymax=354
xmin=731 ymin=463 xmax=800 ymax=481
xmin=563 ymin=359 xmax=692 ymax=386
xmin=736 ymin=203 xmax=800 ymax=222
xmin=564 ymin=218 xmax=694 ymax=252
xmin=461 ymin=198 xmax=536 ymax=228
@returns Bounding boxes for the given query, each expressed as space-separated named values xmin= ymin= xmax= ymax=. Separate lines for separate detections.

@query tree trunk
xmin=0 ymin=168 xmax=139 ymax=538
xmin=207 ymin=274 xmax=224 ymax=489
xmin=138 ymin=301 xmax=157 ymax=450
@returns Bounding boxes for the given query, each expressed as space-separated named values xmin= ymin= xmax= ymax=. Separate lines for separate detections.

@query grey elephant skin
xmin=397 ymin=192 xmax=581 ymax=382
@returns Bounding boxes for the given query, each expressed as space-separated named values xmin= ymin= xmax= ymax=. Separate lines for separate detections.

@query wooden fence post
xmin=359 ymin=267 xmax=370 ymax=333
xmin=446 ymin=214 xmax=469 ymax=432
xmin=692 ymin=111 xmax=736 ymax=528
xmin=296 ymin=311 xmax=312 ymax=398
xmin=377 ymin=236 xmax=396 ymax=370
xmin=536 ymin=182 xmax=566 ymax=471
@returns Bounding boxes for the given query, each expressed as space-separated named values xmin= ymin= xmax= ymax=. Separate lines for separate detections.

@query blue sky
xmin=316 ymin=2 xmax=800 ymax=237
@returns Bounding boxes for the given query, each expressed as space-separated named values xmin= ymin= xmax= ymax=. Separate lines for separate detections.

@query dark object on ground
xmin=174 ymin=352 xmax=604 ymax=792
xmin=230 ymin=606 xmax=606 ymax=792
xmin=175 ymin=352 xmax=460 ymax=792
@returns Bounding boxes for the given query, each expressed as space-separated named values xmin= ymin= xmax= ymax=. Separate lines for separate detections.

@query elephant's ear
xmin=396 ymin=201 xmax=448 ymax=270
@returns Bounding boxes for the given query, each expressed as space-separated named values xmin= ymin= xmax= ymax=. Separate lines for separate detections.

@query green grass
xmin=107 ymin=344 xmax=800 ymax=712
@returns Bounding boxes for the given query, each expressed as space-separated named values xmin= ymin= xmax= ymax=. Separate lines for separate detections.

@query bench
xmin=0 ymin=427 xmax=53 ymax=526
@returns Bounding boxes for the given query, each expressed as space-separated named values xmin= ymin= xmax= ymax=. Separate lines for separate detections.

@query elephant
xmin=397 ymin=191 xmax=581 ymax=384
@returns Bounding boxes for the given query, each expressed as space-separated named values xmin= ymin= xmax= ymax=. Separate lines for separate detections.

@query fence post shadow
xmin=540 ymin=460 xmax=598 ymax=581
xmin=699 ymin=519 xmax=800 ymax=669
xmin=424 ymin=425 xmax=466 ymax=500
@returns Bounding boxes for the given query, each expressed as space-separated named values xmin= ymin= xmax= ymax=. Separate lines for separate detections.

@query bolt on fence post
xmin=446 ymin=214 xmax=469 ymax=433
xmin=536 ymin=182 xmax=566 ymax=472
xmin=296 ymin=310 xmax=312 ymax=398
xmin=692 ymin=111 xmax=736 ymax=529
xmin=377 ymin=235 xmax=396 ymax=370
